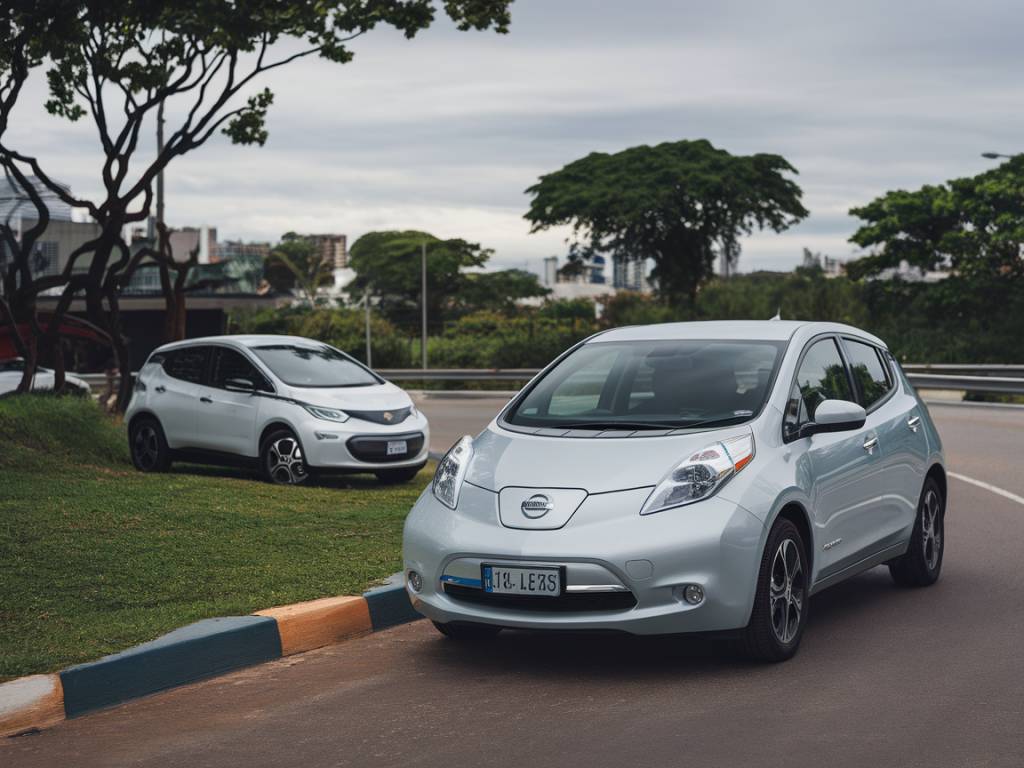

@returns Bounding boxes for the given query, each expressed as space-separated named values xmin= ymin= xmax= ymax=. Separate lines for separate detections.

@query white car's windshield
xmin=505 ymin=339 xmax=787 ymax=430
xmin=250 ymin=344 xmax=380 ymax=388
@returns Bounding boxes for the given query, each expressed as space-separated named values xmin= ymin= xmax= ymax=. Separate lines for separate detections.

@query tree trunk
xmin=16 ymin=332 xmax=36 ymax=393
xmin=51 ymin=337 xmax=66 ymax=393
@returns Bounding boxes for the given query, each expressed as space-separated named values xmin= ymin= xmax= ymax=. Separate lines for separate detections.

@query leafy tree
xmin=524 ymin=139 xmax=808 ymax=302
xmin=458 ymin=268 xmax=549 ymax=313
xmin=0 ymin=0 xmax=512 ymax=407
xmin=348 ymin=230 xmax=491 ymax=330
xmin=848 ymin=156 xmax=1024 ymax=283
xmin=265 ymin=233 xmax=333 ymax=305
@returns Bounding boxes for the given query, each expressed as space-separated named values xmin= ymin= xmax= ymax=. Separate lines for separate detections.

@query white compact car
xmin=0 ymin=358 xmax=91 ymax=397
xmin=125 ymin=335 xmax=430 ymax=484
xmin=403 ymin=321 xmax=945 ymax=661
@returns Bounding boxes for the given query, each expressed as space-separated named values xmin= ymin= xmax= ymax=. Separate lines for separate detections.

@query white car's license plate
xmin=482 ymin=565 xmax=562 ymax=596
xmin=386 ymin=440 xmax=408 ymax=456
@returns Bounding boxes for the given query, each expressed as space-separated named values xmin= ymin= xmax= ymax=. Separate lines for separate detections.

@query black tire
xmin=129 ymin=416 xmax=172 ymax=472
xmin=375 ymin=463 xmax=426 ymax=485
xmin=260 ymin=428 xmax=310 ymax=485
xmin=432 ymin=621 xmax=502 ymax=642
xmin=889 ymin=477 xmax=945 ymax=587
xmin=739 ymin=518 xmax=809 ymax=663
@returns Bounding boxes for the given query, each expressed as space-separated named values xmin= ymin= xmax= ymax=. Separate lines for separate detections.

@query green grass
xmin=0 ymin=394 xmax=430 ymax=681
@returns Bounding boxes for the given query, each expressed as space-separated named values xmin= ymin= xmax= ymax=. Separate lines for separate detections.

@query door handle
xmin=200 ymin=396 xmax=213 ymax=404
xmin=907 ymin=416 xmax=920 ymax=432
xmin=862 ymin=436 xmax=878 ymax=454
xmin=154 ymin=385 xmax=166 ymax=393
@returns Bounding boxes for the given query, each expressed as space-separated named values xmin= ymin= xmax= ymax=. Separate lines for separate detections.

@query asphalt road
xmin=6 ymin=401 xmax=1024 ymax=767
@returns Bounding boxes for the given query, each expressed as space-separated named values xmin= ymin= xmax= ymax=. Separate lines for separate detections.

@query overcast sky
xmin=7 ymin=0 xmax=1024 ymax=275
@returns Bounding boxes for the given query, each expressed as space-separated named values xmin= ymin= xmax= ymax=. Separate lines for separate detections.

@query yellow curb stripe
xmin=256 ymin=596 xmax=373 ymax=657
xmin=0 ymin=674 xmax=65 ymax=737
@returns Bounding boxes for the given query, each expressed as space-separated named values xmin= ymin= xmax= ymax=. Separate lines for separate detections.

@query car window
xmin=210 ymin=347 xmax=272 ymax=392
xmin=163 ymin=347 xmax=209 ymax=384
xmin=506 ymin=339 xmax=786 ymax=430
xmin=844 ymin=339 xmax=893 ymax=409
xmin=250 ymin=343 xmax=380 ymax=388
xmin=785 ymin=338 xmax=852 ymax=435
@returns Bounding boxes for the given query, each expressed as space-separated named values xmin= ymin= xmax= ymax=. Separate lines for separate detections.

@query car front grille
xmin=443 ymin=583 xmax=637 ymax=613
xmin=346 ymin=407 xmax=412 ymax=426
xmin=346 ymin=432 xmax=425 ymax=463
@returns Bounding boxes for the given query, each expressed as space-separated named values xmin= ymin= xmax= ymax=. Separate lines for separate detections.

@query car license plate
xmin=386 ymin=440 xmax=408 ymax=456
xmin=482 ymin=564 xmax=562 ymax=596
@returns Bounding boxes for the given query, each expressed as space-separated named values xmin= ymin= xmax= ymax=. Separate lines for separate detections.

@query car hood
xmin=286 ymin=381 xmax=413 ymax=411
xmin=465 ymin=423 xmax=754 ymax=495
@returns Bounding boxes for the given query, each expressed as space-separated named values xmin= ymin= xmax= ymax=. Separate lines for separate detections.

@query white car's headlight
xmin=304 ymin=404 xmax=350 ymax=423
xmin=640 ymin=433 xmax=755 ymax=515
xmin=432 ymin=435 xmax=473 ymax=510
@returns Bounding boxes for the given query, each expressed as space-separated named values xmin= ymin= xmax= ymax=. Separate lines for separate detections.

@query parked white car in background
xmin=0 ymin=358 xmax=91 ymax=397
xmin=404 ymin=321 xmax=946 ymax=661
xmin=125 ymin=335 xmax=430 ymax=484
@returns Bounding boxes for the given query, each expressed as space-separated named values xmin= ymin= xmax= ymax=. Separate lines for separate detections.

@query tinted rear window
xmin=505 ymin=339 xmax=786 ymax=430
xmin=250 ymin=344 xmax=379 ymax=388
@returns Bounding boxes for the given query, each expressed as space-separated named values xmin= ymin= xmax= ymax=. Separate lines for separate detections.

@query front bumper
xmin=402 ymin=483 xmax=767 ymax=635
xmin=296 ymin=413 xmax=430 ymax=471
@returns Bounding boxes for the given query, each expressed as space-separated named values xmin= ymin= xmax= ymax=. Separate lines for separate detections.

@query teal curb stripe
xmin=60 ymin=616 xmax=282 ymax=718
xmin=54 ymin=574 xmax=423 ymax=721
xmin=364 ymin=573 xmax=421 ymax=631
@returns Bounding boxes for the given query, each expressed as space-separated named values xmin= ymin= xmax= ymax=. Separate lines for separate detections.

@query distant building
xmin=302 ymin=233 xmax=348 ymax=269
xmin=169 ymin=225 xmax=218 ymax=264
xmin=871 ymin=259 xmax=949 ymax=284
xmin=0 ymin=175 xmax=72 ymax=224
xmin=612 ymin=257 xmax=652 ymax=292
xmin=538 ymin=253 xmax=617 ymax=303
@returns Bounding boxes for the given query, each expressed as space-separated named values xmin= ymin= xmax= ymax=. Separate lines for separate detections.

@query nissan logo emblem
xmin=521 ymin=494 xmax=554 ymax=519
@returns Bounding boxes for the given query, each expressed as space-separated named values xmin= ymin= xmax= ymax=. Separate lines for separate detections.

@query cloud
xmin=6 ymin=0 xmax=1024 ymax=275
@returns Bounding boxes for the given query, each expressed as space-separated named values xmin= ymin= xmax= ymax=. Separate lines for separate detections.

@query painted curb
xmin=0 ymin=675 xmax=65 ymax=738
xmin=60 ymin=616 xmax=282 ymax=718
xmin=256 ymin=595 xmax=372 ymax=656
xmin=3 ymin=575 xmax=420 ymax=736
xmin=364 ymin=573 xmax=421 ymax=630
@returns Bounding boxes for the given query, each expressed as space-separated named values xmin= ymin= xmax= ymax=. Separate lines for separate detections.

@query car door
xmin=193 ymin=346 xmax=270 ymax=456
xmin=842 ymin=338 xmax=928 ymax=547
xmin=153 ymin=346 xmax=209 ymax=448
xmin=784 ymin=337 xmax=883 ymax=580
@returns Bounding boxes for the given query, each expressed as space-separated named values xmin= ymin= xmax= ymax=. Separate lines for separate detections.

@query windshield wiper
xmin=549 ymin=413 xmax=753 ymax=431
xmin=550 ymin=421 xmax=680 ymax=431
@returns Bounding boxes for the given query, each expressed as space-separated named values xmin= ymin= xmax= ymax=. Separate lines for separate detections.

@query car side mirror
xmin=225 ymin=377 xmax=256 ymax=394
xmin=802 ymin=399 xmax=866 ymax=437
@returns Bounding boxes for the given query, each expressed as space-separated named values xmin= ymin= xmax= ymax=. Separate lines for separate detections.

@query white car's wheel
xmin=260 ymin=429 xmax=309 ymax=485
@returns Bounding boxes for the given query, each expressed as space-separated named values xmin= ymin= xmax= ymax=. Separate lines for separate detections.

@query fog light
xmin=314 ymin=431 xmax=340 ymax=440
xmin=408 ymin=570 xmax=423 ymax=592
xmin=683 ymin=584 xmax=704 ymax=605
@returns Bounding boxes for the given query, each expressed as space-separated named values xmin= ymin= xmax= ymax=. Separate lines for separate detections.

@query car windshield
xmin=505 ymin=339 xmax=786 ymax=430
xmin=250 ymin=344 xmax=380 ymax=388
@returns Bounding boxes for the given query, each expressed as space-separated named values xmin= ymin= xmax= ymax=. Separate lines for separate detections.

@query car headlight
xmin=640 ymin=433 xmax=755 ymax=515
xmin=304 ymin=404 xmax=350 ymax=423
xmin=432 ymin=435 xmax=473 ymax=510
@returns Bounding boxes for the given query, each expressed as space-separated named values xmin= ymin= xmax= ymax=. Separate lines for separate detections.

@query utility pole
xmin=421 ymin=240 xmax=427 ymax=370
xmin=364 ymin=288 xmax=372 ymax=368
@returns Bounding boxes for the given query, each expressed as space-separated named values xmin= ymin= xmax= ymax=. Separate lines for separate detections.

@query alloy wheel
xmin=769 ymin=537 xmax=805 ymax=645
xmin=921 ymin=488 xmax=942 ymax=571
xmin=133 ymin=425 xmax=160 ymax=470
xmin=267 ymin=437 xmax=308 ymax=484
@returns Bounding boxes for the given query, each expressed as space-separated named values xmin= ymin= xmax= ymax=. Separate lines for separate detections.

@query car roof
xmin=152 ymin=334 xmax=327 ymax=354
xmin=592 ymin=320 xmax=887 ymax=347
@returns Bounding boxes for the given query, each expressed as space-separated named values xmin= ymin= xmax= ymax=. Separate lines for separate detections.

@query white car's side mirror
xmin=808 ymin=399 xmax=867 ymax=435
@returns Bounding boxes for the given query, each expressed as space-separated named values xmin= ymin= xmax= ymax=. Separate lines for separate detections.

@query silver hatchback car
xmin=403 ymin=321 xmax=946 ymax=661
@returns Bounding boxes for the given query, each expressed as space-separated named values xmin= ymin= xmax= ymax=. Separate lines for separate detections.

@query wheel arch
xmin=771 ymin=501 xmax=814 ymax=579
xmin=127 ymin=409 xmax=164 ymax=437
xmin=258 ymin=420 xmax=299 ymax=451
xmin=925 ymin=462 xmax=947 ymax=506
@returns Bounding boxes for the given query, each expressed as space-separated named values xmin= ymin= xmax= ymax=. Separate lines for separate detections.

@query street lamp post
xmin=364 ymin=287 xmax=372 ymax=368
xmin=981 ymin=152 xmax=1016 ymax=160
xmin=421 ymin=241 xmax=427 ymax=370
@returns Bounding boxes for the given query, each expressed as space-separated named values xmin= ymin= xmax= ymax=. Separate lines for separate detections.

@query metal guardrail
xmin=79 ymin=366 xmax=1024 ymax=396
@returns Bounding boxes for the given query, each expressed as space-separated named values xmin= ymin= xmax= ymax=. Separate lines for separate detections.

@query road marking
xmin=949 ymin=472 xmax=1024 ymax=507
